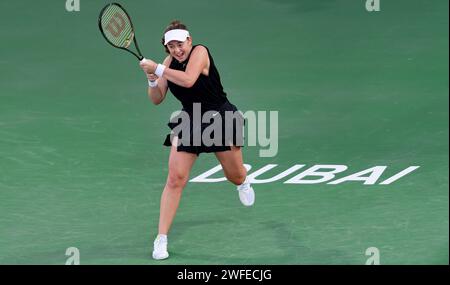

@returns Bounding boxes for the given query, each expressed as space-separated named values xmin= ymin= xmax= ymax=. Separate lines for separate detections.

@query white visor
xmin=164 ymin=29 xmax=190 ymax=45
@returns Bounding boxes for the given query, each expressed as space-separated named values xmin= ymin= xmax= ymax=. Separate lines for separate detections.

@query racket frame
xmin=98 ymin=2 xmax=144 ymax=61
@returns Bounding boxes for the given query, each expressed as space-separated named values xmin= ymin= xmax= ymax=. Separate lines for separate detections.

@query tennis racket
xmin=98 ymin=3 xmax=144 ymax=61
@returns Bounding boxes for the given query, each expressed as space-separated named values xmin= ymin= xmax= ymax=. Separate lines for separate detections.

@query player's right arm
xmin=147 ymin=56 xmax=172 ymax=105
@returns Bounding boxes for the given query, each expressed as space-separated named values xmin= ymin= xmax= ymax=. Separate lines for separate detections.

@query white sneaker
xmin=152 ymin=234 xmax=169 ymax=260
xmin=237 ymin=184 xmax=255 ymax=207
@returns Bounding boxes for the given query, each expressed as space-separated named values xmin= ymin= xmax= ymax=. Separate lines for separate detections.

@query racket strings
xmin=100 ymin=5 xmax=133 ymax=48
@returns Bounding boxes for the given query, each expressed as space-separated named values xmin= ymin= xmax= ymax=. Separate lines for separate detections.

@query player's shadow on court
xmin=166 ymin=220 xmax=356 ymax=264
xmin=169 ymin=217 xmax=233 ymax=237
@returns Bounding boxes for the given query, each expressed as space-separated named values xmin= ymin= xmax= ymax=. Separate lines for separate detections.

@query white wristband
xmin=155 ymin=64 xmax=166 ymax=78
xmin=148 ymin=80 xmax=158 ymax=88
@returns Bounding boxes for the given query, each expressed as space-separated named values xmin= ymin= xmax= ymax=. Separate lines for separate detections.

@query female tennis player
xmin=139 ymin=20 xmax=255 ymax=260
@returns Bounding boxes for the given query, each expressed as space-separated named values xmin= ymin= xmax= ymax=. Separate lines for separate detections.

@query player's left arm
xmin=140 ymin=46 xmax=208 ymax=88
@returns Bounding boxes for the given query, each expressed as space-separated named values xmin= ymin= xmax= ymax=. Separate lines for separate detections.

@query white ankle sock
xmin=237 ymin=177 xmax=251 ymax=191
xmin=157 ymin=234 xmax=167 ymax=241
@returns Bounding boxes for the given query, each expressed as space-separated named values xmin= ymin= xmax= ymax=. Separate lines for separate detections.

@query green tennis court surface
xmin=0 ymin=0 xmax=448 ymax=264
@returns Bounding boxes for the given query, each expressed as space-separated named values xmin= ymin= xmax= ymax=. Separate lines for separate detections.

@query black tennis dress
xmin=163 ymin=44 xmax=244 ymax=155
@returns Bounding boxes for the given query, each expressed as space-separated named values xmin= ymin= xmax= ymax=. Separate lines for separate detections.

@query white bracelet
xmin=155 ymin=64 xmax=166 ymax=78
xmin=148 ymin=80 xmax=158 ymax=88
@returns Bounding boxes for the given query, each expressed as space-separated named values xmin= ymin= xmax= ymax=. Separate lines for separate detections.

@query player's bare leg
xmin=215 ymin=146 xmax=255 ymax=206
xmin=153 ymin=137 xmax=197 ymax=260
